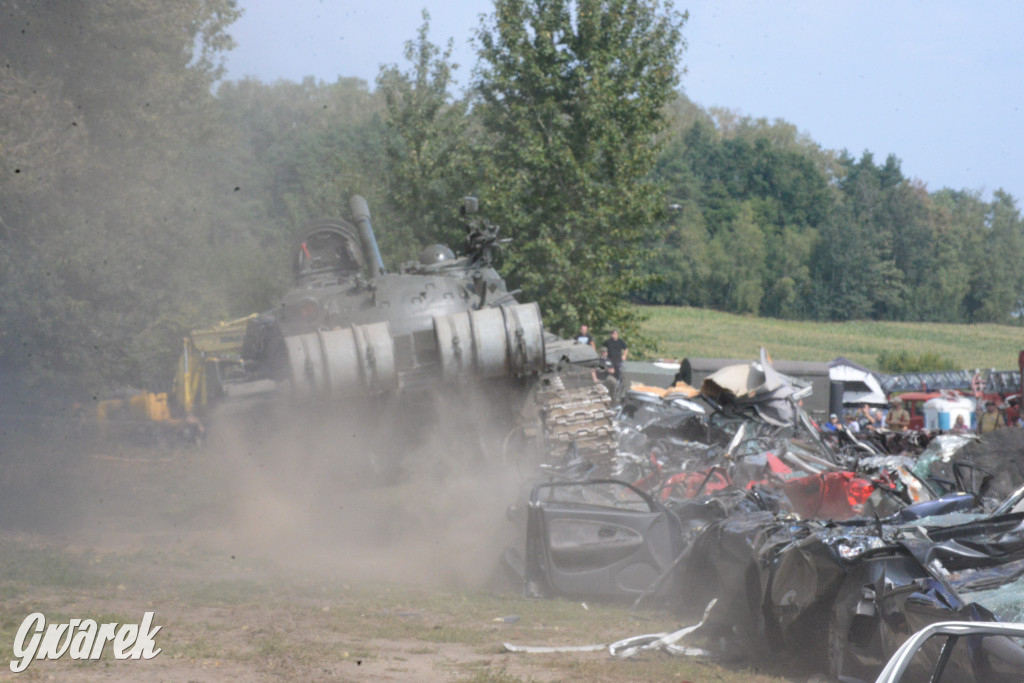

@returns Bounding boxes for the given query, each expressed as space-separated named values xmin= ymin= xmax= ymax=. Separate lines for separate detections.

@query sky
xmin=223 ymin=1 xmax=1024 ymax=203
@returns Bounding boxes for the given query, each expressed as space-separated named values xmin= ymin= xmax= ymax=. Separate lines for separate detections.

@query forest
xmin=1 ymin=0 xmax=1022 ymax=398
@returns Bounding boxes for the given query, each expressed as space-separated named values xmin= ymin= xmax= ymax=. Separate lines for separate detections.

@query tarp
xmin=701 ymin=349 xmax=799 ymax=426
xmin=829 ymin=358 xmax=887 ymax=406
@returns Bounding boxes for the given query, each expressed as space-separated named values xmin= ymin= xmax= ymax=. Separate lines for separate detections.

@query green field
xmin=639 ymin=305 xmax=1024 ymax=372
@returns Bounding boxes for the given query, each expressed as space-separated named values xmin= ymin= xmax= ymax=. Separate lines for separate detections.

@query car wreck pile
xmin=506 ymin=350 xmax=1024 ymax=681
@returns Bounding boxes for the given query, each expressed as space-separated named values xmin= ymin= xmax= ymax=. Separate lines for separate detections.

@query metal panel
xmin=470 ymin=307 xmax=510 ymax=377
xmin=434 ymin=311 xmax=475 ymax=381
xmin=352 ymin=322 xmax=398 ymax=393
xmin=503 ymin=302 xmax=545 ymax=377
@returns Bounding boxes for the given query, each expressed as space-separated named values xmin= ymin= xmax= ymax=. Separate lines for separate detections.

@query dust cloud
xmin=0 ymin=388 xmax=537 ymax=592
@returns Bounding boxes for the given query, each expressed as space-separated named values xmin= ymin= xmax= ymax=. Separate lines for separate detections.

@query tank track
xmin=535 ymin=369 xmax=619 ymax=475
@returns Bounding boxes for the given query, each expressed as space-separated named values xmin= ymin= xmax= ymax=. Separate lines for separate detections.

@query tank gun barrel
xmin=349 ymin=195 xmax=386 ymax=279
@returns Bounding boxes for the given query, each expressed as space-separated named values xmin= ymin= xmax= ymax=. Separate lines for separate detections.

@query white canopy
xmin=829 ymin=359 xmax=887 ymax=406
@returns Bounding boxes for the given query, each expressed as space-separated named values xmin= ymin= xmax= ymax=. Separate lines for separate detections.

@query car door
xmin=524 ymin=479 xmax=683 ymax=603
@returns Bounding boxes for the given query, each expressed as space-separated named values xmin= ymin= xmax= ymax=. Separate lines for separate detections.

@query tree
xmin=645 ymin=114 xmax=831 ymax=316
xmin=961 ymin=190 xmax=1024 ymax=323
xmin=215 ymin=75 xmax=387 ymax=244
xmin=377 ymin=12 xmax=475 ymax=253
xmin=877 ymin=350 xmax=957 ymax=373
xmin=472 ymin=0 xmax=686 ymax=341
xmin=806 ymin=152 xmax=907 ymax=321
xmin=0 ymin=0 xmax=248 ymax=393
xmin=761 ymin=223 xmax=817 ymax=318
xmin=807 ymin=199 xmax=877 ymax=321
xmin=706 ymin=203 xmax=767 ymax=314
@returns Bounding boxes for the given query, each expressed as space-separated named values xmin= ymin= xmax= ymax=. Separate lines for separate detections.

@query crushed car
xmin=506 ymin=351 xmax=1024 ymax=681
xmin=605 ymin=350 xmax=962 ymax=520
xmin=512 ymin=472 xmax=1024 ymax=680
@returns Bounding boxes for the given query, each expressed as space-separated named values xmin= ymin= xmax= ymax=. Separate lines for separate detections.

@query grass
xmin=638 ymin=304 xmax=1024 ymax=371
xmin=0 ymin=541 xmax=100 ymax=588
xmin=453 ymin=664 xmax=540 ymax=682
xmin=0 ymin=535 xmax=795 ymax=682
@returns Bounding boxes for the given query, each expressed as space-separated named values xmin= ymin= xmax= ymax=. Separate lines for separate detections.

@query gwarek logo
xmin=10 ymin=612 xmax=162 ymax=673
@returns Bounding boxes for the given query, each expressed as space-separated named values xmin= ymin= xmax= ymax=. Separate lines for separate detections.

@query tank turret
xmin=248 ymin=195 xmax=546 ymax=399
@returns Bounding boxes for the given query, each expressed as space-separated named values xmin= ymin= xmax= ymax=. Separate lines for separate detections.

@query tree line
xmin=0 ymin=0 xmax=1020 ymax=399
xmin=647 ymin=117 xmax=1024 ymax=325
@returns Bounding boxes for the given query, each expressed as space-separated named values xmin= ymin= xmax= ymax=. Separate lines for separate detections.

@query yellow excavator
xmin=86 ymin=315 xmax=264 ymax=446
xmin=172 ymin=314 xmax=262 ymax=417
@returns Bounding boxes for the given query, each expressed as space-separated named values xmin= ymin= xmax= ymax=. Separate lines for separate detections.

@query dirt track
xmin=0 ymin=421 xmax=527 ymax=681
xmin=9 ymin=420 xmax=1024 ymax=681
xmin=0 ymin=422 xmax=799 ymax=682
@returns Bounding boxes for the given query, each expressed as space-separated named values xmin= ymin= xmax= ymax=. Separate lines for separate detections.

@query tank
xmin=239 ymin=196 xmax=616 ymax=467
xmin=250 ymin=196 xmax=545 ymax=396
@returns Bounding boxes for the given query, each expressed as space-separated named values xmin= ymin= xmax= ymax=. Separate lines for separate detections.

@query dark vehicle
xmin=237 ymin=196 xmax=614 ymax=466
xmin=518 ymin=478 xmax=1024 ymax=681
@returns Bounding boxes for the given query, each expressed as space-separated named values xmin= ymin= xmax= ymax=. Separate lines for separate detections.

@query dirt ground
xmin=0 ymin=417 xmax=804 ymax=682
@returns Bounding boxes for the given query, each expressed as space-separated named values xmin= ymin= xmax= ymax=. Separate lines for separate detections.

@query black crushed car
xmin=515 ymin=479 xmax=1024 ymax=681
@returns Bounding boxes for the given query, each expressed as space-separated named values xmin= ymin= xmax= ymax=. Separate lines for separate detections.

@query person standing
xmin=602 ymin=329 xmax=628 ymax=379
xmin=978 ymin=401 xmax=1006 ymax=434
xmin=858 ymin=403 xmax=877 ymax=431
xmin=1006 ymin=397 xmax=1021 ymax=427
xmin=575 ymin=324 xmax=595 ymax=350
xmin=888 ymin=399 xmax=910 ymax=431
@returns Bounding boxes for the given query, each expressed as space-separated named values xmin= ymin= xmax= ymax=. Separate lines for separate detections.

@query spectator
xmin=858 ymin=403 xmax=877 ymax=431
xmin=823 ymin=413 xmax=841 ymax=432
xmin=602 ymin=329 xmax=628 ymax=379
xmin=1006 ymin=397 xmax=1021 ymax=427
xmin=887 ymin=399 xmax=911 ymax=431
xmin=978 ymin=401 xmax=1006 ymax=434
xmin=845 ymin=413 xmax=861 ymax=433
xmin=575 ymin=324 xmax=595 ymax=350
xmin=952 ymin=415 xmax=970 ymax=433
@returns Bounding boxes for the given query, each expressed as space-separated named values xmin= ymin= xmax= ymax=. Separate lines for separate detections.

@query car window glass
xmin=538 ymin=482 xmax=651 ymax=511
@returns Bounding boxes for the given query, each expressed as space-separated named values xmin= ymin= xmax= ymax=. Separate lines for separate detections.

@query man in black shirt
xmin=602 ymin=329 xmax=628 ymax=379
xmin=575 ymin=324 xmax=595 ymax=350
